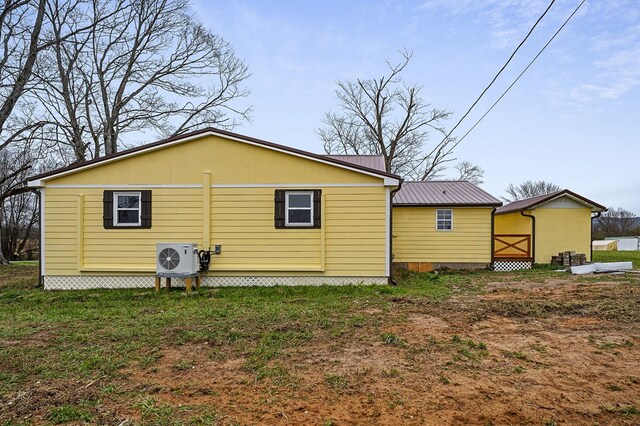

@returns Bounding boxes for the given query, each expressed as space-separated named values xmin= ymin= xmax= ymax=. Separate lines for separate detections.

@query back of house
xmin=28 ymin=129 xmax=400 ymax=289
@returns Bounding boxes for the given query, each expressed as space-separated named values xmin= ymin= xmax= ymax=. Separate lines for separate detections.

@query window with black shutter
xmin=274 ymin=189 xmax=321 ymax=229
xmin=103 ymin=190 xmax=152 ymax=229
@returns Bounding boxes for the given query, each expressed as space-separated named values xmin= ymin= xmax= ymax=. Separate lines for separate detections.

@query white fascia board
xmin=29 ymin=130 xmax=397 ymax=185
xmin=537 ymin=193 xmax=603 ymax=212
xmin=384 ymin=177 xmax=400 ymax=186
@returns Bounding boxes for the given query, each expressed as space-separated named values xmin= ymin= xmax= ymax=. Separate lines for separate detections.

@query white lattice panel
xmin=493 ymin=261 xmax=533 ymax=272
xmin=44 ymin=275 xmax=153 ymax=290
xmin=201 ymin=276 xmax=387 ymax=287
xmin=43 ymin=275 xmax=388 ymax=290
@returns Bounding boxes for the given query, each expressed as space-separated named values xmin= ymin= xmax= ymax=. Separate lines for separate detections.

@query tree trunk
xmin=0 ymin=210 xmax=9 ymax=265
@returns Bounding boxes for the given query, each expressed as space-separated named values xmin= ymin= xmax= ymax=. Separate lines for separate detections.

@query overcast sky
xmin=192 ymin=0 xmax=639 ymax=213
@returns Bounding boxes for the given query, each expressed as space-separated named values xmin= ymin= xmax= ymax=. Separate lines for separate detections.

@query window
xmin=103 ymin=190 xmax=152 ymax=229
xmin=274 ymin=189 xmax=321 ymax=229
xmin=114 ymin=192 xmax=141 ymax=226
xmin=286 ymin=191 xmax=313 ymax=226
xmin=436 ymin=209 xmax=453 ymax=231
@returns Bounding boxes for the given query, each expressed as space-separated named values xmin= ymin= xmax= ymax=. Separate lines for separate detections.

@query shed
xmin=27 ymin=128 xmax=401 ymax=290
xmin=604 ymin=236 xmax=639 ymax=251
xmin=391 ymin=181 xmax=502 ymax=271
xmin=494 ymin=190 xmax=607 ymax=265
xmin=592 ymin=240 xmax=617 ymax=251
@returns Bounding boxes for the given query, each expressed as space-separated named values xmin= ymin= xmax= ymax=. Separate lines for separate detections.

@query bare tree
xmin=317 ymin=50 xmax=454 ymax=178
xmin=503 ymin=180 xmax=561 ymax=202
xmin=33 ymin=0 xmax=251 ymax=161
xmin=1 ymin=0 xmax=105 ymax=148
xmin=1 ymin=190 xmax=38 ymax=260
xmin=0 ymin=146 xmax=38 ymax=263
xmin=0 ymin=0 xmax=99 ymax=263
xmin=0 ymin=0 xmax=47 ymax=147
xmin=593 ymin=207 xmax=639 ymax=240
xmin=455 ymin=161 xmax=484 ymax=185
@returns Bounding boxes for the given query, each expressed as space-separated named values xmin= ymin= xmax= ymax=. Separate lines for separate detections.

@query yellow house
xmin=392 ymin=181 xmax=502 ymax=271
xmin=27 ymin=129 xmax=401 ymax=290
xmin=494 ymin=190 xmax=606 ymax=266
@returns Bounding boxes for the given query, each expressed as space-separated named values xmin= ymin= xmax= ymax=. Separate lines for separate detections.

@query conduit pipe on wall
xmin=388 ymin=180 xmax=404 ymax=286
xmin=490 ymin=207 xmax=497 ymax=269
xmin=590 ymin=211 xmax=602 ymax=262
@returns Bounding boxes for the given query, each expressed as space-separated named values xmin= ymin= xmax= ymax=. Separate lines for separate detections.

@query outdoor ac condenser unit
xmin=156 ymin=242 xmax=199 ymax=275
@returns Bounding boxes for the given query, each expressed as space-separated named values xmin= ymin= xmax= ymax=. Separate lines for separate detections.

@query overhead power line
xmin=448 ymin=0 xmax=586 ymax=152
xmin=441 ymin=0 xmax=556 ymax=145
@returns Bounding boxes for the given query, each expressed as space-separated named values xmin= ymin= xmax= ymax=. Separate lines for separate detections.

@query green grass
xmin=49 ymin=403 xmax=93 ymax=424
xmin=10 ymin=260 xmax=39 ymax=266
xmin=450 ymin=335 xmax=489 ymax=362
xmin=381 ymin=332 xmax=405 ymax=346
xmin=592 ymin=250 xmax=640 ymax=269
xmin=325 ymin=373 xmax=349 ymax=390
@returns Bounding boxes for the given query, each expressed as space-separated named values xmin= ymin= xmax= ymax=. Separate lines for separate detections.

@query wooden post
xmin=195 ymin=275 xmax=201 ymax=289
xmin=186 ymin=277 xmax=192 ymax=293
xmin=166 ymin=277 xmax=171 ymax=290
xmin=154 ymin=276 xmax=160 ymax=292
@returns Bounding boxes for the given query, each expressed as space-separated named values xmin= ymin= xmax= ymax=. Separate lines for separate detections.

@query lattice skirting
xmin=43 ymin=275 xmax=388 ymax=290
xmin=493 ymin=260 xmax=533 ymax=272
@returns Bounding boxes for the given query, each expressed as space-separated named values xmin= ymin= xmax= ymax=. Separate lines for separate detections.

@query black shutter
xmin=141 ymin=190 xmax=152 ymax=229
xmin=274 ymin=190 xmax=286 ymax=228
xmin=103 ymin=190 xmax=114 ymax=229
xmin=313 ymin=189 xmax=321 ymax=228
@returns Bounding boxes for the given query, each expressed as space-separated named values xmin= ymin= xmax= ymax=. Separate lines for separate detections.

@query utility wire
xmin=440 ymin=0 xmax=556 ymax=145
xmin=448 ymin=0 xmax=586 ymax=152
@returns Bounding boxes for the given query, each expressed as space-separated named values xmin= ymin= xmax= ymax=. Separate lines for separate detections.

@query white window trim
xmin=113 ymin=191 xmax=142 ymax=227
xmin=436 ymin=209 xmax=453 ymax=231
xmin=285 ymin=191 xmax=313 ymax=227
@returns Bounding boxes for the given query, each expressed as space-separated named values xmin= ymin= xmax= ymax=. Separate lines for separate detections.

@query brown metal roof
xmin=323 ymin=155 xmax=386 ymax=172
xmin=28 ymin=128 xmax=401 ymax=183
xmin=393 ymin=181 xmax=502 ymax=207
xmin=496 ymin=189 xmax=607 ymax=214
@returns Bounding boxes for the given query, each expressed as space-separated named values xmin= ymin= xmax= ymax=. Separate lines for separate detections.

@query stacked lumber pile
xmin=551 ymin=251 xmax=587 ymax=267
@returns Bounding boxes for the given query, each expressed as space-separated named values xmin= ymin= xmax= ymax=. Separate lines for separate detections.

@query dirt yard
xmin=1 ymin=268 xmax=639 ymax=425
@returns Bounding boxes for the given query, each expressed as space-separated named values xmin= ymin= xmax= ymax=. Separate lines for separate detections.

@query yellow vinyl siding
xmin=393 ymin=207 xmax=493 ymax=263
xmin=43 ymin=191 xmax=77 ymax=273
xmin=210 ymin=186 xmax=385 ymax=274
xmin=493 ymin=211 xmax=532 ymax=235
xmin=533 ymin=206 xmax=592 ymax=263
xmin=46 ymin=188 xmax=202 ymax=272
xmin=43 ymin=134 xmax=390 ymax=277
xmin=45 ymin=186 xmax=386 ymax=276
xmin=494 ymin=203 xmax=593 ymax=263
xmin=48 ymin=135 xmax=381 ymax=186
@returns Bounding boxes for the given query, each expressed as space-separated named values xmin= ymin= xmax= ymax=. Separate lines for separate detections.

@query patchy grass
xmin=49 ymin=403 xmax=93 ymax=424
xmin=381 ymin=332 xmax=406 ymax=347
xmin=325 ymin=373 xmax=349 ymax=390
xmin=1 ymin=263 xmax=639 ymax=424
xmin=0 ymin=265 xmax=457 ymax=404
xmin=0 ymin=262 xmax=39 ymax=289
